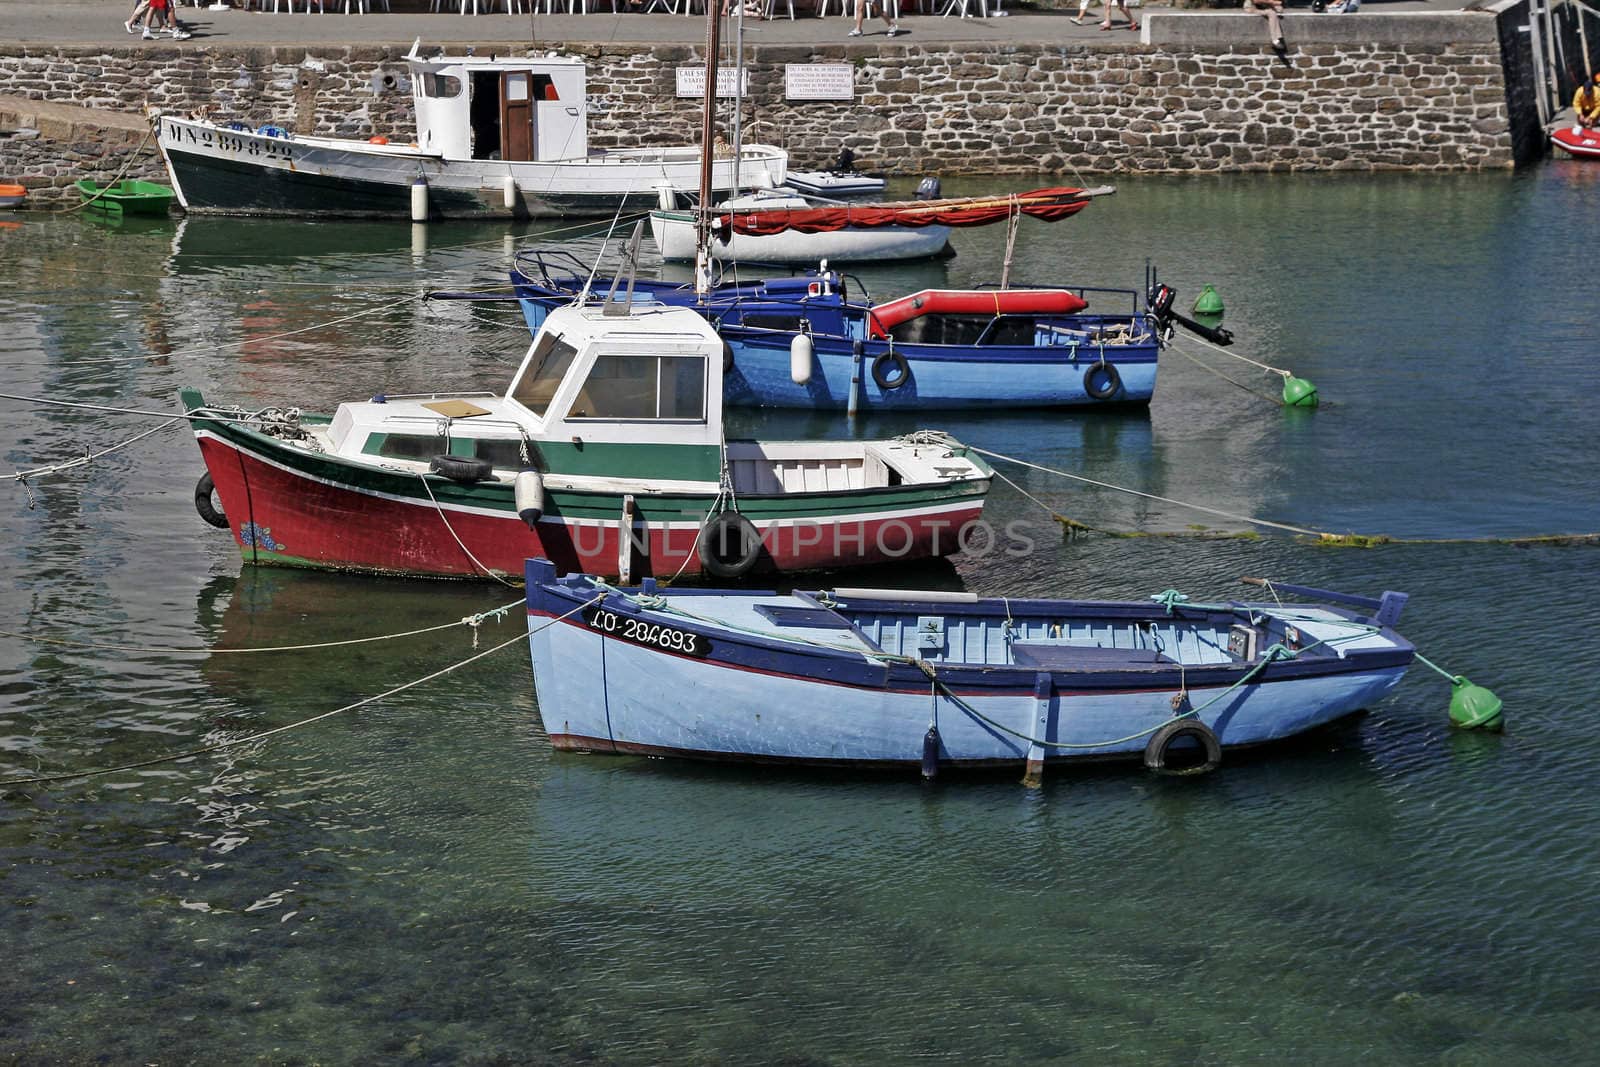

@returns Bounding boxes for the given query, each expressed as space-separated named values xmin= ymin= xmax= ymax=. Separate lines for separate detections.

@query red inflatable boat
xmin=1551 ymin=125 xmax=1600 ymax=159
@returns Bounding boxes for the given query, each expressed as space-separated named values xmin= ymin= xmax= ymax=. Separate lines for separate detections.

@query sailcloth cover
xmin=715 ymin=188 xmax=1093 ymax=235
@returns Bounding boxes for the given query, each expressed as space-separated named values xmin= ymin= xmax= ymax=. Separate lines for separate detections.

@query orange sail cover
xmin=715 ymin=188 xmax=1096 ymax=237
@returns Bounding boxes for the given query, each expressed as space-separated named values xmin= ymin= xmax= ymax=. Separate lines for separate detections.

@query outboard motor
xmin=835 ymin=146 xmax=857 ymax=173
xmin=1147 ymin=282 xmax=1235 ymax=347
xmin=914 ymin=176 xmax=942 ymax=201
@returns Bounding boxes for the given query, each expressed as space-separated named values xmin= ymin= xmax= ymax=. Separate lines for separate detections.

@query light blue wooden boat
xmin=524 ymin=559 xmax=1416 ymax=777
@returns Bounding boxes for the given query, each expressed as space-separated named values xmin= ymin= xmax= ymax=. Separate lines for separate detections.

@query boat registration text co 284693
xmin=583 ymin=606 xmax=710 ymax=658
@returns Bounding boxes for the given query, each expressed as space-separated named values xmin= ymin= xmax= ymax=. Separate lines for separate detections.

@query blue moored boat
xmin=509 ymin=252 xmax=1169 ymax=411
xmin=524 ymin=559 xmax=1416 ymax=776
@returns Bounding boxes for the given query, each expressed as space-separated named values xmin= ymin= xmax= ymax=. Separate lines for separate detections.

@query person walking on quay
xmin=1099 ymin=0 xmax=1137 ymax=31
xmin=1574 ymin=72 xmax=1600 ymax=128
xmin=1071 ymin=0 xmax=1091 ymax=24
xmin=123 ymin=0 xmax=151 ymax=33
xmin=848 ymin=0 xmax=902 ymax=37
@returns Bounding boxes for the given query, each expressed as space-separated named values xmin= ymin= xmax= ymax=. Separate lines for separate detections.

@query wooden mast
xmin=694 ymin=2 xmax=722 ymax=299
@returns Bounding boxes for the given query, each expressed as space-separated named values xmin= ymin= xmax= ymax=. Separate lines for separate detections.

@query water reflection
xmin=3 ymin=170 xmax=1600 ymax=1062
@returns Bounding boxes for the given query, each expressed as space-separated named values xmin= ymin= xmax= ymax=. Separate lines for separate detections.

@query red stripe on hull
xmin=198 ymin=438 xmax=983 ymax=580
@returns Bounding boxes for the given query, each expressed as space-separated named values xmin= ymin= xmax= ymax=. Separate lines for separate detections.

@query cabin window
xmin=569 ymin=354 xmax=705 ymax=421
xmin=533 ymin=75 xmax=559 ymax=101
xmin=510 ymin=332 xmax=580 ymax=418
xmin=419 ymin=73 xmax=463 ymax=99
xmin=472 ymin=439 xmax=530 ymax=470
xmin=738 ymin=313 xmax=805 ymax=332
xmin=889 ymin=314 xmax=1036 ymax=347
xmin=505 ymin=73 xmax=530 ymax=102
xmin=364 ymin=433 xmax=446 ymax=461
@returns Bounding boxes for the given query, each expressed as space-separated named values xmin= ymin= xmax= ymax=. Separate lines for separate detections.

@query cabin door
xmin=500 ymin=72 xmax=535 ymax=162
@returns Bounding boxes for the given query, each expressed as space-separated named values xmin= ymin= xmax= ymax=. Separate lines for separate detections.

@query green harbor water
xmin=2 ymin=167 xmax=1599 ymax=1063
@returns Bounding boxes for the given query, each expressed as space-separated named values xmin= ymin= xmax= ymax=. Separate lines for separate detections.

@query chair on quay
xmin=434 ymin=0 xmax=525 ymax=12
xmin=342 ymin=0 xmax=392 ymax=11
xmin=940 ymin=0 xmax=985 ymax=16
xmin=763 ymin=0 xmax=795 ymax=19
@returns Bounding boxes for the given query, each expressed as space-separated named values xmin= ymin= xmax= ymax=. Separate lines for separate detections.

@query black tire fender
xmin=1143 ymin=718 xmax=1222 ymax=776
xmin=871 ymin=350 xmax=911 ymax=391
xmin=1084 ymin=360 xmax=1122 ymax=400
xmin=698 ymin=510 xmax=763 ymax=579
xmin=429 ymin=454 xmax=494 ymax=484
xmin=194 ymin=472 xmax=228 ymax=530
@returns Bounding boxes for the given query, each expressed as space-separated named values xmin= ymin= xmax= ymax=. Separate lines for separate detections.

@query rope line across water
xmin=0 ymin=599 xmax=525 ymax=656
xmin=0 ymin=593 xmax=602 ymax=788
xmin=972 ymin=447 xmax=1600 ymax=548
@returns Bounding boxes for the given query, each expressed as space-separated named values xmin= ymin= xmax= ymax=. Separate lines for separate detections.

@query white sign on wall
xmin=784 ymin=64 xmax=855 ymax=101
xmin=675 ymin=67 xmax=749 ymax=98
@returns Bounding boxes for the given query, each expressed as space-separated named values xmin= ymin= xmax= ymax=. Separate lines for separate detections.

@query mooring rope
xmin=50 ymin=127 xmax=156 ymax=215
xmin=1165 ymin=341 xmax=1285 ymax=405
xmin=0 ymin=593 xmax=603 ymax=788
xmin=414 ymin=471 xmax=518 ymax=587
xmin=0 ymin=599 xmax=524 ymax=656
xmin=971 ymin=446 xmax=1326 ymax=537
xmin=971 ymin=446 xmax=1600 ymax=548
xmin=9 ymin=418 xmax=183 ymax=503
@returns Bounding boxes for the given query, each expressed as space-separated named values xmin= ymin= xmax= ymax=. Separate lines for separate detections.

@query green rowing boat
xmin=75 ymin=178 xmax=175 ymax=216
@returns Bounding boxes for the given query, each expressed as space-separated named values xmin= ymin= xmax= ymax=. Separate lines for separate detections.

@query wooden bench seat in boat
xmin=1009 ymin=643 xmax=1175 ymax=669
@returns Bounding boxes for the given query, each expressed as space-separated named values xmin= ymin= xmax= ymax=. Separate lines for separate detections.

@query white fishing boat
xmin=649 ymin=190 xmax=952 ymax=265
xmin=155 ymin=40 xmax=786 ymax=221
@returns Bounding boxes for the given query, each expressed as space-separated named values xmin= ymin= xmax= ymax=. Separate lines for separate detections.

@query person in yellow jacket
xmin=1575 ymin=72 xmax=1600 ymax=128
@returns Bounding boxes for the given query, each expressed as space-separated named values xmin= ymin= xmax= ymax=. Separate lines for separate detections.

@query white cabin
xmin=407 ymin=44 xmax=589 ymax=164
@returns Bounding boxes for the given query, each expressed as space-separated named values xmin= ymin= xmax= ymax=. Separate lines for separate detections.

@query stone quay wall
xmin=0 ymin=13 xmax=1514 ymax=206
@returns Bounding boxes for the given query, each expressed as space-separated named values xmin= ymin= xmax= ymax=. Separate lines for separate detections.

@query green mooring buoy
xmin=1193 ymin=284 xmax=1224 ymax=316
xmin=1449 ymin=676 xmax=1504 ymax=732
xmin=1282 ymin=376 xmax=1319 ymax=407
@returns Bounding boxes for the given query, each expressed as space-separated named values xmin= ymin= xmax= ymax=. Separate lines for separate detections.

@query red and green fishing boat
xmin=180 ymin=297 xmax=993 ymax=583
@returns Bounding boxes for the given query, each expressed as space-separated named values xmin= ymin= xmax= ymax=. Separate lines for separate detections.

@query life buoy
xmin=872 ymin=350 xmax=911 ymax=391
xmin=1143 ymin=719 xmax=1222 ymax=776
xmin=194 ymin=472 xmax=228 ymax=530
xmin=698 ymin=510 xmax=763 ymax=579
xmin=429 ymin=454 xmax=494 ymax=484
xmin=1084 ymin=360 xmax=1122 ymax=400
xmin=867 ymin=288 xmax=1089 ymax=340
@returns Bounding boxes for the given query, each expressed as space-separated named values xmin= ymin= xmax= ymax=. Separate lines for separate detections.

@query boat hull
xmin=1551 ymin=125 xmax=1600 ymax=159
xmin=724 ymin=328 xmax=1158 ymax=409
xmin=157 ymin=116 xmax=787 ymax=220
xmin=525 ymin=574 xmax=1413 ymax=768
xmin=192 ymin=427 xmax=988 ymax=581
xmin=649 ymin=209 xmax=950 ymax=264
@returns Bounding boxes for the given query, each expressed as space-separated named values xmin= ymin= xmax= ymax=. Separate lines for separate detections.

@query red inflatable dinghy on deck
xmin=1551 ymin=126 xmax=1600 ymax=159
xmin=867 ymin=289 xmax=1090 ymax=340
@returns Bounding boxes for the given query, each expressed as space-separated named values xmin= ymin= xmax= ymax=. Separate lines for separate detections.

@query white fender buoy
xmin=790 ymin=333 xmax=814 ymax=385
xmin=410 ymin=175 xmax=429 ymax=223
xmin=654 ymin=181 xmax=677 ymax=212
xmin=412 ymin=174 xmax=432 ymax=222
xmin=502 ymin=174 xmax=517 ymax=211
xmin=515 ymin=469 xmax=545 ymax=530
